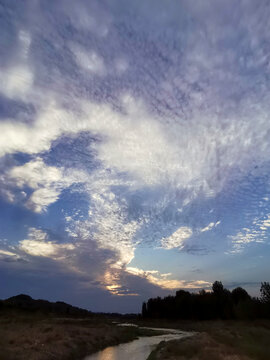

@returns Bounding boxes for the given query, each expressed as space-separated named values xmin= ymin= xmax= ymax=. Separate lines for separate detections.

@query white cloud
xmin=27 ymin=188 xmax=60 ymax=213
xmin=0 ymin=102 xmax=80 ymax=157
xmin=71 ymin=44 xmax=106 ymax=76
xmin=0 ymin=29 xmax=32 ymax=100
xmin=18 ymin=30 xmax=31 ymax=59
xmin=229 ymin=214 xmax=270 ymax=253
xmin=9 ymin=157 xmax=63 ymax=189
xmin=126 ymin=266 xmax=211 ymax=290
xmin=200 ymin=220 xmax=220 ymax=232
xmin=160 ymin=272 xmax=172 ymax=278
xmin=0 ymin=249 xmax=18 ymax=257
xmin=67 ymin=179 xmax=139 ymax=269
xmin=19 ymin=228 xmax=75 ymax=258
xmin=0 ymin=249 xmax=22 ymax=262
xmin=0 ymin=65 xmax=33 ymax=100
xmin=1 ymin=90 xmax=270 ymax=205
xmin=261 ymin=216 xmax=270 ymax=228
xmin=161 ymin=226 xmax=193 ymax=250
xmin=20 ymin=240 xmax=74 ymax=257
xmin=7 ymin=157 xmax=73 ymax=212
xmin=201 ymin=222 xmax=215 ymax=232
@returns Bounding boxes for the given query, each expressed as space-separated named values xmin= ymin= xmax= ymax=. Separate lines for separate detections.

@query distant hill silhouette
xmin=0 ymin=294 xmax=92 ymax=317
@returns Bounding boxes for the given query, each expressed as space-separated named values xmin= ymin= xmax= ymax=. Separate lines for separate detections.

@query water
xmin=84 ymin=325 xmax=193 ymax=360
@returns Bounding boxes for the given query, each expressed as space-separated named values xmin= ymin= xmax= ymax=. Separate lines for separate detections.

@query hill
xmin=0 ymin=294 xmax=92 ymax=317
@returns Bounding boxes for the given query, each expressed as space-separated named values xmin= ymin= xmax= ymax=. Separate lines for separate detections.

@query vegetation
xmin=0 ymin=311 xmax=164 ymax=360
xmin=0 ymin=294 xmax=165 ymax=360
xmin=146 ymin=320 xmax=270 ymax=360
xmin=0 ymin=294 xmax=92 ymax=317
xmin=142 ymin=281 xmax=270 ymax=320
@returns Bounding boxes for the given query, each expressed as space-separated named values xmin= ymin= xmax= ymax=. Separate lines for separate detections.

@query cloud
xmin=0 ymin=28 xmax=32 ymax=101
xmin=200 ymin=221 xmax=220 ymax=232
xmin=6 ymin=157 xmax=75 ymax=212
xmin=1 ymin=223 xmax=212 ymax=302
xmin=9 ymin=157 xmax=63 ymax=189
xmin=18 ymin=30 xmax=31 ymax=59
xmin=27 ymin=188 xmax=60 ymax=213
xmin=161 ymin=227 xmax=193 ymax=250
xmin=115 ymin=58 xmax=128 ymax=74
xmin=229 ymin=214 xmax=270 ymax=253
xmin=63 ymin=1 xmax=110 ymax=36
xmin=70 ymin=44 xmax=106 ymax=76
xmin=0 ymin=65 xmax=33 ymax=100
xmin=1 ymin=0 xmax=270 ymax=310
xmin=126 ymin=267 xmax=211 ymax=291
xmin=19 ymin=228 xmax=75 ymax=258
xmin=0 ymin=249 xmax=22 ymax=262
xmin=0 ymin=102 xmax=79 ymax=157
xmin=65 ymin=182 xmax=139 ymax=269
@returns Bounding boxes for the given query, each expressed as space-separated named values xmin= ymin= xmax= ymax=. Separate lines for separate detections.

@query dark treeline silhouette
xmin=142 ymin=281 xmax=270 ymax=320
xmin=0 ymin=294 xmax=137 ymax=319
xmin=0 ymin=294 xmax=92 ymax=317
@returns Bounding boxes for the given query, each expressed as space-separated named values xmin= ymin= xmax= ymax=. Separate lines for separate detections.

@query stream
xmin=84 ymin=324 xmax=193 ymax=360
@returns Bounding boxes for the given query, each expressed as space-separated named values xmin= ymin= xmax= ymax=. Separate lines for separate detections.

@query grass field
xmin=0 ymin=312 xmax=161 ymax=360
xmin=1 ymin=312 xmax=270 ymax=360
xmin=145 ymin=320 xmax=270 ymax=360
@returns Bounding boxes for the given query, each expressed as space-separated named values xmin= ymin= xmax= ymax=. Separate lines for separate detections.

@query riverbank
xmin=0 ymin=313 xmax=161 ymax=360
xmin=2 ymin=313 xmax=270 ymax=360
xmin=145 ymin=319 xmax=270 ymax=360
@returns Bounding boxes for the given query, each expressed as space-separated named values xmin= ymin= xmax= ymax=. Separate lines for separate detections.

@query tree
xmin=212 ymin=281 xmax=224 ymax=296
xmin=260 ymin=282 xmax=270 ymax=303
xmin=142 ymin=302 xmax=148 ymax=318
xmin=140 ymin=282 xmax=265 ymax=320
xmin=232 ymin=287 xmax=250 ymax=304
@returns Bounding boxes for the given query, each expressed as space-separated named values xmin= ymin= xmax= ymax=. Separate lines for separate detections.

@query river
xmin=84 ymin=324 xmax=193 ymax=360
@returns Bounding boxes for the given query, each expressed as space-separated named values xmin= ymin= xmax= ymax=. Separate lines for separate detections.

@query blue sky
xmin=0 ymin=0 xmax=270 ymax=313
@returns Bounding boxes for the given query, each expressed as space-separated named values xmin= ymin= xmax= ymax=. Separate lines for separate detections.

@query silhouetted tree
xmin=232 ymin=287 xmax=250 ymax=304
xmin=260 ymin=282 xmax=270 ymax=318
xmin=142 ymin=281 xmax=270 ymax=320
xmin=212 ymin=281 xmax=224 ymax=296
xmin=142 ymin=302 xmax=147 ymax=318
xmin=260 ymin=282 xmax=270 ymax=303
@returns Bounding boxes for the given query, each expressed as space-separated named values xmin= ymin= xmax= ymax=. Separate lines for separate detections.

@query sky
xmin=0 ymin=0 xmax=270 ymax=313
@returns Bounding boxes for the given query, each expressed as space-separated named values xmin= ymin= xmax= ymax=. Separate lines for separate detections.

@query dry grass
xmin=145 ymin=320 xmax=270 ymax=360
xmin=148 ymin=333 xmax=252 ymax=360
xmin=0 ymin=314 xmax=161 ymax=360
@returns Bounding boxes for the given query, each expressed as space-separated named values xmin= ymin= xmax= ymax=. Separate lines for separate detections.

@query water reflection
xmin=93 ymin=347 xmax=117 ymax=360
xmin=85 ymin=327 xmax=193 ymax=360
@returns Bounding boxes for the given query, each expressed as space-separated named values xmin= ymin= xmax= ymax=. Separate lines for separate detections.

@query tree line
xmin=0 ymin=294 xmax=92 ymax=317
xmin=142 ymin=281 xmax=270 ymax=320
